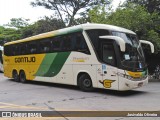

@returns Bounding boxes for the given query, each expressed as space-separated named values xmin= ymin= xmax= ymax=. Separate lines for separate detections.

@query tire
xmin=12 ymin=70 xmax=19 ymax=82
xmin=19 ymin=71 xmax=27 ymax=83
xmin=78 ymin=74 xmax=93 ymax=92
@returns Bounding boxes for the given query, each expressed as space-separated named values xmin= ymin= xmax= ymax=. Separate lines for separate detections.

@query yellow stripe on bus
xmin=127 ymin=71 xmax=142 ymax=78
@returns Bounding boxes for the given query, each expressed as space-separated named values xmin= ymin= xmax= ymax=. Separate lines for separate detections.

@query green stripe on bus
xmin=35 ymin=52 xmax=71 ymax=77
xmin=35 ymin=53 xmax=57 ymax=76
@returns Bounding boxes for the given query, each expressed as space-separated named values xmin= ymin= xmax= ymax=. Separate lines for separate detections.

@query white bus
xmin=0 ymin=46 xmax=3 ymax=72
xmin=3 ymin=23 xmax=154 ymax=91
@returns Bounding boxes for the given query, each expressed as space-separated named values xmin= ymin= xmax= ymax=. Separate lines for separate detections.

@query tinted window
xmin=62 ymin=35 xmax=72 ymax=51
xmin=40 ymin=39 xmax=52 ymax=53
xmin=103 ymin=43 xmax=116 ymax=66
xmin=86 ymin=29 xmax=110 ymax=60
xmin=73 ymin=33 xmax=89 ymax=54
xmin=86 ymin=29 xmax=110 ymax=50
xmin=28 ymin=42 xmax=37 ymax=54
xmin=4 ymin=31 xmax=90 ymax=56
xmin=4 ymin=45 xmax=10 ymax=56
xmin=19 ymin=44 xmax=27 ymax=55
xmin=52 ymin=36 xmax=62 ymax=51
xmin=51 ymin=32 xmax=90 ymax=54
xmin=13 ymin=45 xmax=19 ymax=56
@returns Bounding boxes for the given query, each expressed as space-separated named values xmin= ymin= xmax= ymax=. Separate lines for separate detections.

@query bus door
xmin=98 ymin=41 xmax=119 ymax=90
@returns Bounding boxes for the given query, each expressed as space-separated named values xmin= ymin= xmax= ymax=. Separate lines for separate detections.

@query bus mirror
xmin=99 ymin=36 xmax=126 ymax=52
xmin=139 ymin=40 xmax=154 ymax=53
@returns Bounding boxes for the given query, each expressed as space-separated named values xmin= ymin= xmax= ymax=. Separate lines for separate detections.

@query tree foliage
xmin=0 ymin=26 xmax=21 ymax=45
xmin=33 ymin=16 xmax=65 ymax=34
xmin=0 ymin=16 xmax=65 ymax=44
xmin=89 ymin=3 xmax=160 ymax=53
xmin=5 ymin=18 xmax=30 ymax=29
xmin=89 ymin=5 xmax=108 ymax=24
xmin=126 ymin=0 xmax=160 ymax=13
xmin=21 ymin=16 xmax=65 ymax=38
xmin=31 ymin=0 xmax=111 ymax=26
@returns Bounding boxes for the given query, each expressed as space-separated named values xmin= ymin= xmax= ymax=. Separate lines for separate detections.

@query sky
xmin=0 ymin=0 xmax=126 ymax=26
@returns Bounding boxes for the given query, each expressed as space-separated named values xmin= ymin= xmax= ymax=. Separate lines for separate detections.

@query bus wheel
xmin=78 ymin=74 xmax=93 ymax=92
xmin=12 ymin=70 xmax=19 ymax=82
xmin=19 ymin=71 xmax=27 ymax=83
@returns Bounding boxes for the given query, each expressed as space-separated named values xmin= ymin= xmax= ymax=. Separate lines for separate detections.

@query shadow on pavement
xmin=8 ymin=78 xmax=80 ymax=90
xmin=94 ymin=88 xmax=148 ymax=97
xmin=7 ymin=79 xmax=148 ymax=97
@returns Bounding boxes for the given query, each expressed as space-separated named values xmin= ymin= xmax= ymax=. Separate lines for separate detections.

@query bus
xmin=3 ymin=23 xmax=154 ymax=91
xmin=0 ymin=46 xmax=3 ymax=72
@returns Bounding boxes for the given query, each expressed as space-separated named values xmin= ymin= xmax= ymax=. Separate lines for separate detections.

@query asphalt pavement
xmin=0 ymin=72 xmax=160 ymax=120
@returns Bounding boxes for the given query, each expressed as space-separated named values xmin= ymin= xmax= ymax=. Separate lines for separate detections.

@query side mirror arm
xmin=139 ymin=40 xmax=154 ymax=53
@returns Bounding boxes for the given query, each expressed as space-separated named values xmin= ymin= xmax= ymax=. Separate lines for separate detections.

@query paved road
xmin=0 ymin=72 xmax=160 ymax=120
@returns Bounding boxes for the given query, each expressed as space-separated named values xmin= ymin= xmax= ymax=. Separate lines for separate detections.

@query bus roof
xmin=4 ymin=23 xmax=136 ymax=46
xmin=82 ymin=23 xmax=136 ymax=34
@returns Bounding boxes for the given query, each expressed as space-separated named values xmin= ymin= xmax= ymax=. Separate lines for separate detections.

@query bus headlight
xmin=117 ymin=72 xmax=147 ymax=81
xmin=117 ymin=73 xmax=132 ymax=80
xmin=117 ymin=73 xmax=124 ymax=77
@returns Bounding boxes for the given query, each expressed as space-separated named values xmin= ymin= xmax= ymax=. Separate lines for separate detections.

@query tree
xmin=126 ymin=0 xmax=160 ymax=13
xmin=90 ymin=4 xmax=151 ymax=31
xmin=21 ymin=16 xmax=65 ymax=38
xmin=0 ymin=26 xmax=21 ymax=44
xmin=5 ymin=18 xmax=30 ymax=29
xmin=89 ymin=4 xmax=109 ymax=24
xmin=33 ymin=16 xmax=65 ymax=35
xmin=31 ymin=0 xmax=111 ymax=27
xmin=20 ymin=25 xmax=35 ymax=39
xmin=89 ymin=4 xmax=160 ymax=53
xmin=143 ymin=30 xmax=160 ymax=54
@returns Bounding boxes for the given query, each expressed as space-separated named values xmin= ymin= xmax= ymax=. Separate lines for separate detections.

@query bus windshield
xmin=112 ymin=31 xmax=146 ymax=71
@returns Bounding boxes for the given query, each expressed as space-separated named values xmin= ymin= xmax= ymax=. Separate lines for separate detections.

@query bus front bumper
xmin=118 ymin=77 xmax=148 ymax=91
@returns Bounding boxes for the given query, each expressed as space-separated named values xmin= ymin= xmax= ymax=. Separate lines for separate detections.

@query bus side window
xmin=52 ymin=37 xmax=61 ymax=51
xmin=4 ymin=45 xmax=12 ymax=56
xmin=19 ymin=44 xmax=27 ymax=55
xmin=28 ymin=43 xmax=37 ymax=54
xmin=86 ymin=29 xmax=110 ymax=56
xmin=40 ymin=39 xmax=51 ymax=53
xmin=74 ymin=32 xmax=90 ymax=54
xmin=103 ymin=43 xmax=116 ymax=66
xmin=13 ymin=45 xmax=19 ymax=56
xmin=62 ymin=35 xmax=72 ymax=51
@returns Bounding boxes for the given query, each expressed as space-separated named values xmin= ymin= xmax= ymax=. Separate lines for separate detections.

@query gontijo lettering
xmin=15 ymin=57 xmax=36 ymax=63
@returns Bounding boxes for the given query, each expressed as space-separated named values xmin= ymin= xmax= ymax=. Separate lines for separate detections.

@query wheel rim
xmin=83 ymin=79 xmax=92 ymax=88
xmin=20 ymin=72 xmax=25 ymax=82
xmin=13 ymin=72 xmax=18 ymax=80
xmin=14 ymin=74 xmax=18 ymax=80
